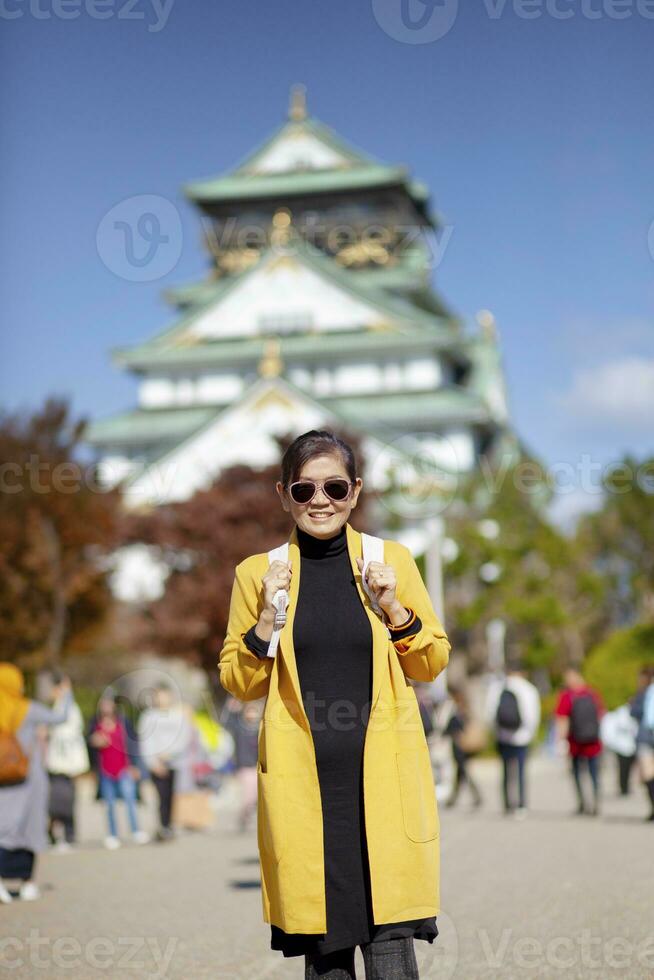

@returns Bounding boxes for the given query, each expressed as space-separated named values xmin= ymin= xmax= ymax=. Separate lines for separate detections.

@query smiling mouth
xmin=309 ymin=513 xmax=333 ymax=518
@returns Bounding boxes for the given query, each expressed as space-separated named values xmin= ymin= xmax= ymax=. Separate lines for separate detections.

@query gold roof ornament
xmin=216 ymin=247 xmax=260 ymax=275
xmin=336 ymin=239 xmax=390 ymax=267
xmin=476 ymin=309 xmax=497 ymax=341
xmin=258 ymin=337 xmax=283 ymax=378
xmin=271 ymin=207 xmax=293 ymax=248
xmin=289 ymin=83 xmax=307 ymax=121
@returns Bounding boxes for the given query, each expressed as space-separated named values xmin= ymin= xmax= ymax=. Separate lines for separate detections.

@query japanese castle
xmin=85 ymin=86 xmax=517 ymax=545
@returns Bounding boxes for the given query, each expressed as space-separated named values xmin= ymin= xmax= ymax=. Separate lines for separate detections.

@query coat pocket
xmin=256 ymin=763 xmax=286 ymax=863
xmin=395 ymin=748 xmax=439 ymax=843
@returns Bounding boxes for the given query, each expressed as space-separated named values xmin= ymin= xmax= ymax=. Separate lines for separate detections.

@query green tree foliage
xmin=584 ymin=624 xmax=654 ymax=709
xmin=576 ymin=456 xmax=654 ymax=626
xmin=0 ymin=397 xmax=120 ymax=670
xmin=444 ymin=462 xmax=607 ymax=673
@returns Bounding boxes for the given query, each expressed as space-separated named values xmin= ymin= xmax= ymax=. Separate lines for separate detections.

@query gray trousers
xmin=305 ymin=936 xmax=419 ymax=979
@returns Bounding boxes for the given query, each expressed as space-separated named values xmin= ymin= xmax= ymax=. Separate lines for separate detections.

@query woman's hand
xmin=356 ymin=557 xmax=405 ymax=618
xmin=261 ymin=559 xmax=293 ymax=619
xmin=254 ymin=560 xmax=293 ymax=644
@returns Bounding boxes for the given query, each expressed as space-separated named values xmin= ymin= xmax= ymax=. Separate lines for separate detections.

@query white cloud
xmin=556 ymin=356 xmax=654 ymax=430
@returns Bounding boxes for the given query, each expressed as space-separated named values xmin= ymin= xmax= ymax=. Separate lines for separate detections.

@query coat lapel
xmin=344 ymin=521 xmax=390 ymax=717
xmin=276 ymin=523 xmax=305 ymax=729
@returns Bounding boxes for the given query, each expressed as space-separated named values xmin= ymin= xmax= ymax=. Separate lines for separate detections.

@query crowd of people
xmin=0 ymin=666 xmax=229 ymax=904
xmin=1 ymin=658 xmax=653 ymax=905
xmin=435 ymin=661 xmax=654 ymax=822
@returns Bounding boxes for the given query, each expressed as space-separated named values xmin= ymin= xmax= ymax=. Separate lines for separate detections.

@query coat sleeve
xmin=390 ymin=544 xmax=450 ymax=683
xmin=218 ymin=559 xmax=274 ymax=702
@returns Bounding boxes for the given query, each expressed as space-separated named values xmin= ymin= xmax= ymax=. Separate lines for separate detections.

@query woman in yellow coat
xmin=219 ymin=429 xmax=450 ymax=980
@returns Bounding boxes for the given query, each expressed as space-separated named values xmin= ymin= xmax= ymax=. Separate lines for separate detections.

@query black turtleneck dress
xmin=243 ymin=522 xmax=438 ymax=958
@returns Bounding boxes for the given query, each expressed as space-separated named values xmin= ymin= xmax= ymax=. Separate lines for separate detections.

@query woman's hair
xmin=280 ymin=430 xmax=358 ymax=489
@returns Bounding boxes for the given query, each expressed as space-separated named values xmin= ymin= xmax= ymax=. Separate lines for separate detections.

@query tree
xmin=0 ymin=397 xmax=120 ymax=671
xmin=576 ymin=456 xmax=654 ymax=626
xmin=443 ymin=462 xmax=607 ymax=675
xmin=121 ymin=428 xmax=372 ymax=697
xmin=584 ymin=623 xmax=654 ymax=710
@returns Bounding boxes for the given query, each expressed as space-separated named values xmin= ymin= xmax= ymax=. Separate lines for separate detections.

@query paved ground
xmin=1 ymin=752 xmax=652 ymax=980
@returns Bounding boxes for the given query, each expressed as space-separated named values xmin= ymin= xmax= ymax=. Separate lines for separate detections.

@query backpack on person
xmin=496 ymin=687 xmax=522 ymax=731
xmin=265 ymin=532 xmax=386 ymax=658
xmin=569 ymin=692 xmax=600 ymax=744
xmin=0 ymin=731 xmax=30 ymax=786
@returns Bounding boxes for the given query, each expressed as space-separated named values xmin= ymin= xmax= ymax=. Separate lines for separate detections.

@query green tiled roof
xmin=83 ymin=381 xmax=489 ymax=455
xmin=325 ymin=387 xmax=491 ymax=426
xmin=112 ymin=327 xmax=462 ymax=371
xmin=184 ymin=116 xmax=429 ymax=207
xmin=184 ymin=165 xmax=428 ymax=204
xmin=163 ymin=279 xmax=229 ymax=309
xmin=231 ymin=116 xmax=380 ymax=172
xmin=83 ymin=407 xmax=217 ymax=447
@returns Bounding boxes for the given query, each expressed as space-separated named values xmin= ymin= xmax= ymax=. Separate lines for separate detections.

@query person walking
xmin=224 ymin=699 xmax=262 ymax=833
xmin=0 ymin=663 xmax=73 ymax=903
xmin=137 ymin=683 xmax=193 ymax=841
xmin=46 ymin=670 xmax=89 ymax=851
xmin=442 ymin=687 xmax=483 ymax=809
xmin=555 ymin=667 xmax=604 ymax=816
xmin=630 ymin=665 xmax=654 ymax=821
xmin=88 ymin=690 xmax=149 ymax=849
xmin=485 ymin=660 xmax=541 ymax=818
xmin=219 ymin=429 xmax=450 ymax=980
xmin=600 ymin=702 xmax=638 ymax=797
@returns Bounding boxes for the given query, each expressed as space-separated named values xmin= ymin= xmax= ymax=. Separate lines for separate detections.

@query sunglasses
xmin=288 ymin=478 xmax=353 ymax=505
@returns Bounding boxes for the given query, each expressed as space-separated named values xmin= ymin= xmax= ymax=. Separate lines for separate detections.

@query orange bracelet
xmin=387 ymin=607 xmax=416 ymax=632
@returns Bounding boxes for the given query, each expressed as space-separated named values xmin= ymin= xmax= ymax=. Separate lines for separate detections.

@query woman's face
xmin=99 ymin=698 xmax=116 ymax=718
xmin=277 ymin=453 xmax=362 ymax=539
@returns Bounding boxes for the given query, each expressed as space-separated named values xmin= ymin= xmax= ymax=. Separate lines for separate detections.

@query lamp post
xmin=424 ymin=515 xmax=448 ymax=701
xmin=486 ymin=617 xmax=506 ymax=674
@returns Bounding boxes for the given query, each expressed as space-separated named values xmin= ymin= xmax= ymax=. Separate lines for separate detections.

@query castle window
xmin=258 ymin=312 xmax=314 ymax=334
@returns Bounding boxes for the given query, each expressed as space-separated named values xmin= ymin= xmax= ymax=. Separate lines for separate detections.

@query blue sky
xmin=1 ymin=1 xmax=653 ymax=523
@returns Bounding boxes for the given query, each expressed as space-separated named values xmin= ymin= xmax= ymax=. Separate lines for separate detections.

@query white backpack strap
xmin=360 ymin=533 xmax=385 ymax=618
xmin=265 ymin=542 xmax=289 ymax=659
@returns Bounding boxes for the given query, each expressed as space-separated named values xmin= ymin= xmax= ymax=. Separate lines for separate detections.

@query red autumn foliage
xmin=0 ymin=397 xmax=121 ymax=670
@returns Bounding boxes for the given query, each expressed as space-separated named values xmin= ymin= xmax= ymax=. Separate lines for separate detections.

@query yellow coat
xmin=218 ymin=520 xmax=450 ymax=934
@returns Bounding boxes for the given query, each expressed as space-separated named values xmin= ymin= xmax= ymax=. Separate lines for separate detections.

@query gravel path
xmin=0 ymin=752 xmax=651 ymax=979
